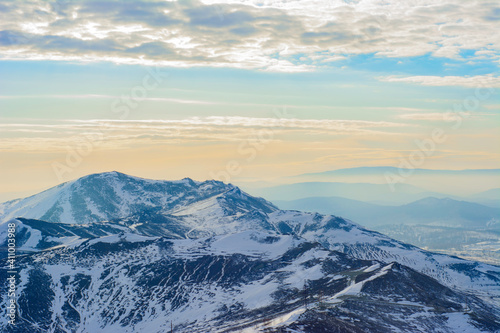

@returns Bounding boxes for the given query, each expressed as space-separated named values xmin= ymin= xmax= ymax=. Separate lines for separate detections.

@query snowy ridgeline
xmin=0 ymin=172 xmax=499 ymax=332
xmin=2 ymin=230 xmax=498 ymax=332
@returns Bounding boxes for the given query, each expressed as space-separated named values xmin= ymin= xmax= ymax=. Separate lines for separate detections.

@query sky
xmin=0 ymin=0 xmax=499 ymax=201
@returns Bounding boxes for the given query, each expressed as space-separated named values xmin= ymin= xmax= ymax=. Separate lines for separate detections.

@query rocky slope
xmin=1 ymin=172 xmax=499 ymax=332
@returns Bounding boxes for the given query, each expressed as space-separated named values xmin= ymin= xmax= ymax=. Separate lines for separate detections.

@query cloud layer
xmin=0 ymin=0 xmax=499 ymax=72
xmin=380 ymin=74 xmax=500 ymax=88
xmin=0 ymin=116 xmax=411 ymax=152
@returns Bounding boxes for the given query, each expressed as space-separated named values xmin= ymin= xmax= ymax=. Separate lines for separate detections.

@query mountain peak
xmin=76 ymin=170 xmax=153 ymax=182
xmin=0 ymin=172 xmax=271 ymax=224
xmin=406 ymin=196 xmax=472 ymax=206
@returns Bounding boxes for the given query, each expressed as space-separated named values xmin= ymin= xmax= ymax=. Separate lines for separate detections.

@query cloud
xmin=379 ymin=74 xmax=500 ymax=88
xmin=70 ymin=116 xmax=410 ymax=131
xmin=185 ymin=5 xmax=255 ymax=27
xmin=482 ymin=104 xmax=500 ymax=111
xmin=397 ymin=113 xmax=448 ymax=121
xmin=398 ymin=112 xmax=494 ymax=120
xmin=0 ymin=94 xmax=220 ymax=105
xmin=0 ymin=0 xmax=498 ymax=71
xmin=0 ymin=116 xmax=412 ymax=151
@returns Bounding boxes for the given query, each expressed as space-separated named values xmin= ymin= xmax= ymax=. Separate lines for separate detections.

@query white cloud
xmin=69 ymin=116 xmax=410 ymax=130
xmin=397 ymin=113 xmax=448 ymax=121
xmin=0 ymin=0 xmax=498 ymax=71
xmin=379 ymin=74 xmax=500 ymax=88
xmin=398 ymin=112 xmax=494 ymax=120
xmin=0 ymin=116 xmax=412 ymax=151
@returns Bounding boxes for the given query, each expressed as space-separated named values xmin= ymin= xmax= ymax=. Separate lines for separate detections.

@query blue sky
xmin=0 ymin=0 xmax=498 ymax=200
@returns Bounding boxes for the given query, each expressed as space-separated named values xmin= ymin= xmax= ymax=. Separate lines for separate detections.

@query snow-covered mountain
xmin=2 ymin=230 xmax=499 ymax=332
xmin=0 ymin=171 xmax=276 ymax=225
xmin=0 ymin=231 xmax=500 ymax=333
xmin=1 ymin=172 xmax=499 ymax=332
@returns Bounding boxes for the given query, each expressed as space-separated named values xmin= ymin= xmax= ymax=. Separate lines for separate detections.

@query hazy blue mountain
xmin=474 ymin=188 xmax=500 ymax=198
xmin=274 ymin=196 xmax=386 ymax=223
xmin=242 ymin=181 xmax=454 ymax=205
xmin=284 ymin=167 xmax=500 ymax=198
xmin=274 ymin=195 xmax=500 ymax=265
xmin=469 ymin=188 xmax=500 ymax=208
xmin=296 ymin=166 xmax=500 ymax=178
xmin=275 ymin=196 xmax=500 ymax=229
xmin=397 ymin=197 xmax=500 ymax=227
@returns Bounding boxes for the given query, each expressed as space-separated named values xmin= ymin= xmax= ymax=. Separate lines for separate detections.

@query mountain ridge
xmin=0 ymin=171 xmax=276 ymax=225
xmin=1 ymin=171 xmax=499 ymax=332
xmin=3 ymin=230 xmax=498 ymax=332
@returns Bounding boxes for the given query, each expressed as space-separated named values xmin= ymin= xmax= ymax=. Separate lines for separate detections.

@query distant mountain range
xmin=274 ymin=195 xmax=500 ymax=264
xmin=274 ymin=196 xmax=500 ymax=229
xmin=471 ymin=188 xmax=500 ymax=208
xmin=242 ymin=180 xmax=500 ymax=207
xmin=278 ymin=166 xmax=500 ymax=199
xmin=296 ymin=166 xmax=500 ymax=178
xmin=242 ymin=181 xmax=456 ymax=205
xmin=1 ymin=172 xmax=499 ymax=332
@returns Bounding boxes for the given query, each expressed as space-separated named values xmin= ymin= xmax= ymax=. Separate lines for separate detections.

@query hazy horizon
xmin=1 ymin=0 xmax=499 ymax=202
xmin=1 ymin=166 xmax=498 ymax=203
